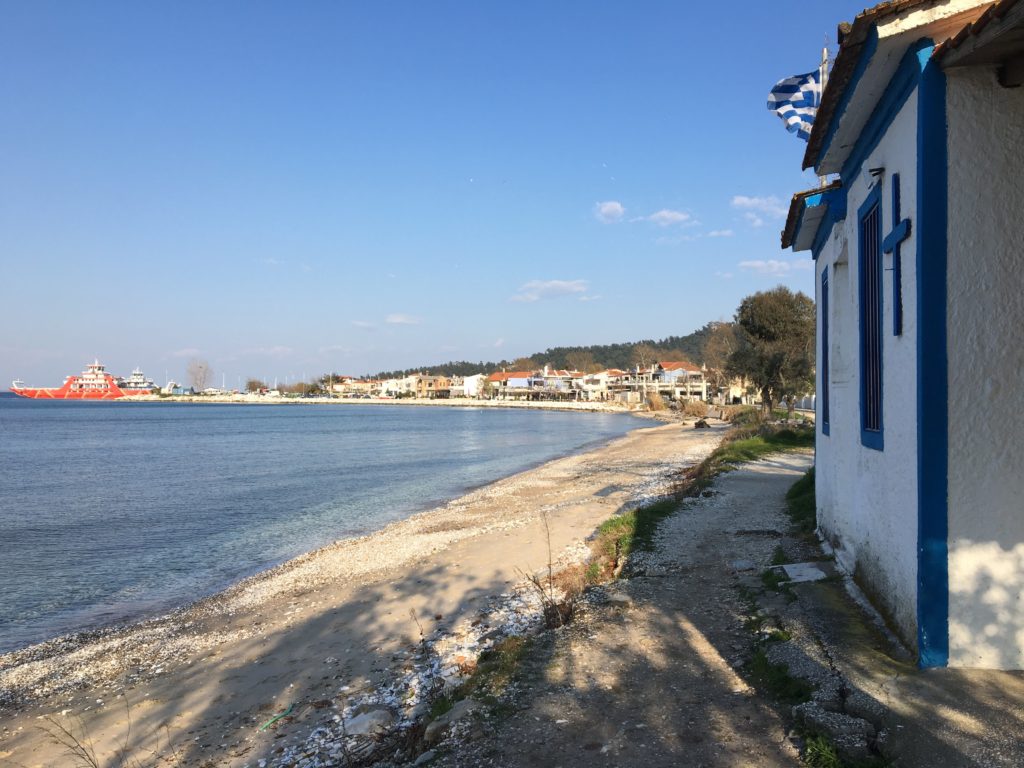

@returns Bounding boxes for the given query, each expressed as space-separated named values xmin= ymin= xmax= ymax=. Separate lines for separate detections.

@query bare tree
xmin=703 ymin=322 xmax=741 ymax=400
xmin=187 ymin=359 xmax=213 ymax=392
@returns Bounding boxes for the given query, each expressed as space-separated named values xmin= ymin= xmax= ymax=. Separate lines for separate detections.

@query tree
xmin=703 ymin=322 xmax=741 ymax=400
xmin=511 ymin=356 xmax=537 ymax=371
xmin=727 ymin=287 xmax=815 ymax=417
xmin=630 ymin=343 xmax=659 ymax=370
xmin=187 ymin=359 xmax=213 ymax=392
xmin=564 ymin=350 xmax=597 ymax=373
xmin=246 ymin=378 xmax=267 ymax=393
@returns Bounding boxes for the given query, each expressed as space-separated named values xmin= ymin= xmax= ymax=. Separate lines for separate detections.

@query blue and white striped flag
xmin=767 ymin=70 xmax=821 ymax=142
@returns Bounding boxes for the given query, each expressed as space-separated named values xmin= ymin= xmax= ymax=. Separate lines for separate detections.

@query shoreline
xmin=0 ymin=418 xmax=725 ymax=767
xmin=0 ymin=407 xmax=654 ymax=658
xmin=118 ymin=393 xmax=646 ymax=414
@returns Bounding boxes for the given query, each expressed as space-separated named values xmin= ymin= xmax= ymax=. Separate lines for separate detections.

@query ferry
xmin=10 ymin=360 xmax=156 ymax=400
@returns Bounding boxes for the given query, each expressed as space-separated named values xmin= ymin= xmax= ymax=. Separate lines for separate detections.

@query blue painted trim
xmin=821 ymin=265 xmax=830 ymax=436
xmin=883 ymin=173 xmax=911 ymax=336
xmin=858 ymin=183 xmax=884 ymax=451
xmin=817 ymin=28 xmax=879 ymax=170
xmin=811 ymin=189 xmax=848 ymax=260
xmin=915 ymin=50 xmax=949 ymax=669
xmin=840 ymin=40 xmax=933 ymax=182
xmin=791 ymin=191 xmax=826 ymax=248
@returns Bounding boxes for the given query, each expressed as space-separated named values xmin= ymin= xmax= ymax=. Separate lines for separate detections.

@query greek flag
xmin=767 ymin=70 xmax=821 ymax=142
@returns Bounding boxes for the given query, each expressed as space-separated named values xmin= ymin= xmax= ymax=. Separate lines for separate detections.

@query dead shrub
xmin=680 ymin=399 xmax=709 ymax=418
xmin=646 ymin=392 xmax=667 ymax=411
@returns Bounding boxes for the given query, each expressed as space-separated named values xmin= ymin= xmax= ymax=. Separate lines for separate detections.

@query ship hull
xmin=10 ymin=385 xmax=128 ymax=399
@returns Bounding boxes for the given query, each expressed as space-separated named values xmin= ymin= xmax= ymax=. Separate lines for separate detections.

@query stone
xmin=605 ymin=591 xmax=632 ymax=607
xmin=729 ymin=559 xmax=757 ymax=572
xmin=446 ymin=698 xmax=481 ymax=722
xmin=781 ymin=562 xmax=828 ymax=583
xmin=423 ymin=698 xmax=481 ymax=744
xmin=423 ymin=719 xmax=449 ymax=745
xmin=414 ymin=749 xmax=437 ymax=765
xmin=793 ymin=702 xmax=875 ymax=739
xmin=694 ymin=419 xmax=709 ymax=429
xmin=344 ymin=708 xmax=394 ymax=736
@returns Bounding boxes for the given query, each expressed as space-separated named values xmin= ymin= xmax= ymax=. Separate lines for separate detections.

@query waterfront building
xmin=782 ymin=0 xmax=1024 ymax=668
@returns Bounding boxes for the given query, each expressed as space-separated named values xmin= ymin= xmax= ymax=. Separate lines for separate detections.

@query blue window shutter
xmin=821 ymin=266 xmax=830 ymax=435
xmin=859 ymin=185 xmax=884 ymax=450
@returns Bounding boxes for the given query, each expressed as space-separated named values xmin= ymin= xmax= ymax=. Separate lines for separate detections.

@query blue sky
xmin=1 ymin=2 xmax=860 ymax=386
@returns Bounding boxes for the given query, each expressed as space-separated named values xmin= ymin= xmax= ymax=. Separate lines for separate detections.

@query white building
xmin=783 ymin=0 xmax=1024 ymax=669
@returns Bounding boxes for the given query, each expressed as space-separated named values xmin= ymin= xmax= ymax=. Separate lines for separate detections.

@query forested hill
xmin=368 ymin=322 xmax=726 ymax=379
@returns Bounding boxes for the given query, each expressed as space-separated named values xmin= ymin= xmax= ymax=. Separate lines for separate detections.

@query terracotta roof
xmin=803 ymin=0 xmax=951 ymax=170
xmin=933 ymin=0 xmax=1022 ymax=60
xmin=659 ymin=361 xmax=701 ymax=372
xmin=487 ymin=371 xmax=533 ymax=382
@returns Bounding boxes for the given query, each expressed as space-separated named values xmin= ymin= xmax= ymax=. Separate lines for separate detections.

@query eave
xmin=804 ymin=0 xmax=990 ymax=174
xmin=781 ymin=181 xmax=844 ymax=254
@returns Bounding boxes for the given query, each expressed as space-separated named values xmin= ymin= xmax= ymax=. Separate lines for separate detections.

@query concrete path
xmin=438 ymin=451 xmax=1024 ymax=768
xmin=437 ymin=453 xmax=815 ymax=767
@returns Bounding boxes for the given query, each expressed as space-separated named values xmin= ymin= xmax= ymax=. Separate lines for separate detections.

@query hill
xmin=367 ymin=322 xmax=730 ymax=379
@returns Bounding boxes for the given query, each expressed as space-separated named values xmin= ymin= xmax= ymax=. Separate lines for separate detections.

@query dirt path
xmin=1 ymin=420 xmax=724 ymax=768
xmin=436 ymin=453 xmax=814 ymax=768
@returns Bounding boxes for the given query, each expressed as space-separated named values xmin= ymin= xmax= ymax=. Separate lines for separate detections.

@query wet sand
xmin=0 ymin=419 xmax=726 ymax=768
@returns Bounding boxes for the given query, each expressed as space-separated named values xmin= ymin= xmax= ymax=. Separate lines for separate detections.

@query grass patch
xmin=445 ymin=635 xmax=533 ymax=711
xmin=716 ymin=428 xmax=814 ymax=465
xmin=678 ymin=422 xmax=813 ymax=499
xmin=786 ymin=467 xmax=817 ymax=535
xmin=770 ymin=544 xmax=791 ymax=566
xmin=801 ymin=732 xmax=891 ymax=768
xmin=762 ymin=567 xmax=790 ymax=592
xmin=589 ymin=498 xmax=680 ymax=579
xmin=746 ymin=648 xmax=813 ymax=705
xmin=804 ymin=733 xmax=842 ymax=768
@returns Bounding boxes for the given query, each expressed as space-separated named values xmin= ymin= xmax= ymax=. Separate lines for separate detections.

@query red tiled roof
xmin=659 ymin=361 xmax=701 ymax=372
xmin=487 ymin=371 xmax=533 ymax=382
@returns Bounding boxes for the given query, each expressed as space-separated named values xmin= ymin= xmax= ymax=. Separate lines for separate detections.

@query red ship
xmin=10 ymin=360 xmax=156 ymax=400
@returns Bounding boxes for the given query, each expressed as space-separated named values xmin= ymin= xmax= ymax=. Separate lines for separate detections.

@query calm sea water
xmin=0 ymin=394 xmax=639 ymax=653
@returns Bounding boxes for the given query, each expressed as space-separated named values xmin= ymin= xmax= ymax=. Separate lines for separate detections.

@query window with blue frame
xmin=821 ymin=266 xmax=830 ymax=435
xmin=858 ymin=186 xmax=884 ymax=450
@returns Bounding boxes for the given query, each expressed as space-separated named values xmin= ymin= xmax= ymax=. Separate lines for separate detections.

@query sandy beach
xmin=0 ymin=418 xmax=726 ymax=767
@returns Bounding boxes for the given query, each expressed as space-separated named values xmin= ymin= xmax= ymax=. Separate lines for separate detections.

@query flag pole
xmin=819 ymin=44 xmax=829 ymax=188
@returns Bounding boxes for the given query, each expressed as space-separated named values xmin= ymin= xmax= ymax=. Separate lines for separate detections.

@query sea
xmin=0 ymin=394 xmax=640 ymax=654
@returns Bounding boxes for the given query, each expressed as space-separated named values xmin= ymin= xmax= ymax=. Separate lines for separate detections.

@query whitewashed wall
xmin=816 ymin=90 xmax=921 ymax=648
xmin=945 ymin=66 xmax=1024 ymax=669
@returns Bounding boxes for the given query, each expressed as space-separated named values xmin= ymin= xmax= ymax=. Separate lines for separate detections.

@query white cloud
xmin=351 ymin=320 xmax=376 ymax=329
xmin=594 ymin=201 xmax=625 ymax=223
xmin=743 ymin=212 xmax=765 ymax=228
xmin=385 ymin=313 xmax=421 ymax=325
xmin=494 ymin=338 xmax=505 ymax=348
xmin=511 ymin=279 xmax=589 ymax=303
xmin=731 ymin=195 xmax=788 ymax=218
xmin=739 ymin=259 xmax=812 ymax=276
xmin=643 ymin=209 xmax=692 ymax=227
xmin=707 ymin=229 xmax=734 ymax=238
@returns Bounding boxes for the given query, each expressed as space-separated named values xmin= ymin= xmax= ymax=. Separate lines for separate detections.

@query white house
xmin=782 ymin=0 xmax=1024 ymax=669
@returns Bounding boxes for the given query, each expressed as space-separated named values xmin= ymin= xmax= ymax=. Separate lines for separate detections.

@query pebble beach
xmin=0 ymin=417 xmax=725 ymax=767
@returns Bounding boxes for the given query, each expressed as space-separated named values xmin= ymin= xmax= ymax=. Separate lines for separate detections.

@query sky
xmin=1 ymin=2 xmax=863 ymax=387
